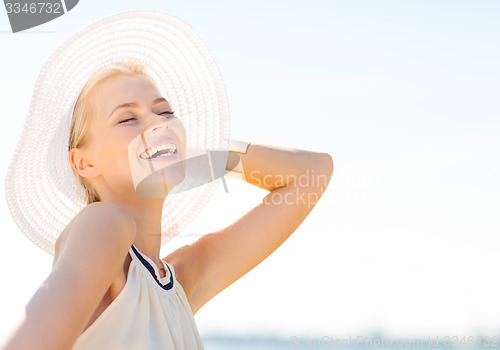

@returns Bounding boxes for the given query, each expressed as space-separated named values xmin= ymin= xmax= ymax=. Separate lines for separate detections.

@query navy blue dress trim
xmin=131 ymin=245 xmax=174 ymax=290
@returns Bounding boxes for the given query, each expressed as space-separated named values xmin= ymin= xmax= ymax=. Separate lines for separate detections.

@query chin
xmin=134 ymin=161 xmax=186 ymax=198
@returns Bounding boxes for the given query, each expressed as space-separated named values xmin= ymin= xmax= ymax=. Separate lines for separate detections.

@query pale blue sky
xmin=1 ymin=0 xmax=499 ymax=340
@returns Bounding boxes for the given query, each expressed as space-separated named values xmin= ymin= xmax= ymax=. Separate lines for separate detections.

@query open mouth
xmin=139 ymin=142 xmax=177 ymax=160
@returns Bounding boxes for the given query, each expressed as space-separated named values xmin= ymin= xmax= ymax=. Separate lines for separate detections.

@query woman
xmin=2 ymin=11 xmax=333 ymax=350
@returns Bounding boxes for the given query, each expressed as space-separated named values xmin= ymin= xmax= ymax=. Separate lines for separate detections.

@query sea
xmin=201 ymin=334 xmax=500 ymax=350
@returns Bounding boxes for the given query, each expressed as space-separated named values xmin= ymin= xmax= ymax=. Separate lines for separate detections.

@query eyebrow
xmin=108 ymin=97 xmax=169 ymax=119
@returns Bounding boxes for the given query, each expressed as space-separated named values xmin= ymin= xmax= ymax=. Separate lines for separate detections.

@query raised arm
xmin=1 ymin=202 xmax=136 ymax=350
xmin=166 ymin=143 xmax=333 ymax=315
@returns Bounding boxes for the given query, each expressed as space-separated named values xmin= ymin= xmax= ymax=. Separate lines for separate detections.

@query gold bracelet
xmin=225 ymin=139 xmax=250 ymax=180
xmin=229 ymin=139 xmax=250 ymax=154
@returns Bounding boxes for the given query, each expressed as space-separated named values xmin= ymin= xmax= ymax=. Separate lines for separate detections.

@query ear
xmin=68 ymin=147 xmax=101 ymax=179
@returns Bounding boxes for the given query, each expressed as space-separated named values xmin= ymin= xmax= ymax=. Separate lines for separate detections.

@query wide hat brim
xmin=4 ymin=10 xmax=230 ymax=255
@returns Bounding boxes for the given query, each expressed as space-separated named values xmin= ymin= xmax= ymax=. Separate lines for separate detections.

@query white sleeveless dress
xmin=71 ymin=244 xmax=205 ymax=349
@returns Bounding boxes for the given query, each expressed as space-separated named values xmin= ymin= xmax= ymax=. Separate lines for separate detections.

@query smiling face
xmin=72 ymin=73 xmax=187 ymax=201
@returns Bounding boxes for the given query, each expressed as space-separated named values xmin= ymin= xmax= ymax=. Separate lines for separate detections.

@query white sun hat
xmin=4 ymin=9 xmax=230 ymax=255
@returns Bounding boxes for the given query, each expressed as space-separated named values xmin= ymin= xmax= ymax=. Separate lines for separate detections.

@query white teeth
xmin=141 ymin=142 xmax=176 ymax=159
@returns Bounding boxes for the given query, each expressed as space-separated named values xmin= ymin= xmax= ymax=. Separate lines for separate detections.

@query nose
xmin=143 ymin=114 xmax=170 ymax=135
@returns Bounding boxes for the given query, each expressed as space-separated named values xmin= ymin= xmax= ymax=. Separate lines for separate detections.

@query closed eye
xmin=160 ymin=111 xmax=176 ymax=117
xmin=118 ymin=111 xmax=176 ymax=124
xmin=118 ymin=117 xmax=136 ymax=124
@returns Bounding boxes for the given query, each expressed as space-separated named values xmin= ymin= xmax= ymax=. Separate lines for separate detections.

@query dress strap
xmin=130 ymin=245 xmax=174 ymax=291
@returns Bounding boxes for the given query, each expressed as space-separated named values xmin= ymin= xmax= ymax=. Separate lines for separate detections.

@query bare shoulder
xmin=53 ymin=202 xmax=135 ymax=340
xmin=52 ymin=201 xmax=137 ymax=332
xmin=1 ymin=202 xmax=137 ymax=349
xmin=54 ymin=202 xmax=136 ymax=264
xmin=53 ymin=201 xmax=136 ymax=283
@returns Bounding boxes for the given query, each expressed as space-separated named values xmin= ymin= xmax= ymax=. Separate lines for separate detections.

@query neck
xmin=100 ymin=192 xmax=166 ymax=265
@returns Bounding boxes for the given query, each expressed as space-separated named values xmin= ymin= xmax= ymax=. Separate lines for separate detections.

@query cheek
xmin=172 ymin=119 xmax=187 ymax=143
xmin=92 ymin=130 xmax=137 ymax=168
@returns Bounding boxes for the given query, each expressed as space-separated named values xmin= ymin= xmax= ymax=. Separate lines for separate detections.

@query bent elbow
xmin=314 ymin=152 xmax=333 ymax=179
xmin=321 ymin=152 xmax=334 ymax=175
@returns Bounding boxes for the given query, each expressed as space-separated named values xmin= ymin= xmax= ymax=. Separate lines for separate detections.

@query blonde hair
xmin=68 ymin=60 xmax=157 ymax=205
